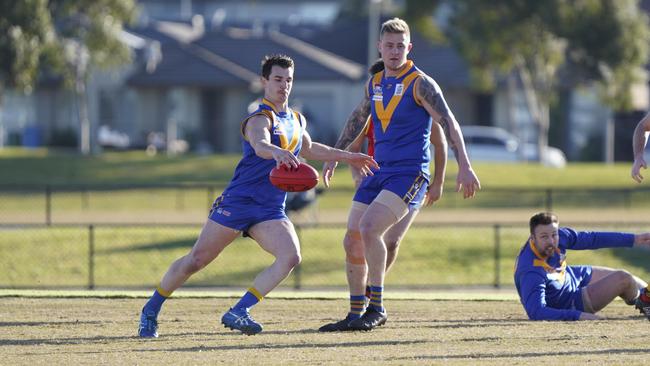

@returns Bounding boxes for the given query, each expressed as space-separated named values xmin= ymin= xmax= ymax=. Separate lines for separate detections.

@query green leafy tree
xmin=403 ymin=0 xmax=445 ymax=43
xmin=446 ymin=0 xmax=650 ymax=161
xmin=0 ymin=0 xmax=136 ymax=153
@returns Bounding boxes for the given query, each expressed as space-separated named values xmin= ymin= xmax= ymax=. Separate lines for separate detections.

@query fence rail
xmin=2 ymin=221 xmax=649 ymax=290
xmin=2 ymin=184 xmax=650 ymax=225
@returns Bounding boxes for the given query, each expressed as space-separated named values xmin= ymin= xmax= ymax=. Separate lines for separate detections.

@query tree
xmin=0 ymin=0 xmax=136 ymax=153
xmin=402 ymin=0 xmax=445 ymax=44
xmin=446 ymin=0 xmax=650 ymax=162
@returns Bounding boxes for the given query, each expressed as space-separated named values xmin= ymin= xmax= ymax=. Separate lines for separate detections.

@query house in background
xmin=1 ymin=0 xmax=647 ymax=161
xmin=125 ymin=18 xmax=365 ymax=152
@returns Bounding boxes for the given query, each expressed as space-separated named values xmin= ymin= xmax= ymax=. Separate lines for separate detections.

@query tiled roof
xmin=127 ymin=21 xmax=365 ymax=87
xmin=300 ymin=19 xmax=470 ymax=87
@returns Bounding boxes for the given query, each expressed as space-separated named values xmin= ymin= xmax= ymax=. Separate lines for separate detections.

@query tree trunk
xmin=0 ymin=84 xmax=4 ymax=149
xmin=77 ymin=77 xmax=90 ymax=155
xmin=517 ymin=63 xmax=548 ymax=163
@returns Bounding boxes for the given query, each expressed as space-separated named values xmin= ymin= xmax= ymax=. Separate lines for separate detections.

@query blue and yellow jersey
xmin=222 ymin=98 xmax=305 ymax=208
xmin=367 ymin=60 xmax=431 ymax=176
xmin=514 ymin=227 xmax=634 ymax=320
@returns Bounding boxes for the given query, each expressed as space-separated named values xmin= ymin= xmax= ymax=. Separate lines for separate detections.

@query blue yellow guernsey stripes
xmin=222 ymin=99 xmax=305 ymax=208
xmin=402 ymin=172 xmax=426 ymax=204
xmin=514 ymin=227 xmax=634 ymax=320
xmin=367 ymin=60 xmax=432 ymax=176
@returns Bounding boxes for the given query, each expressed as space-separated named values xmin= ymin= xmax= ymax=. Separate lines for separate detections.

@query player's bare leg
xmin=384 ymin=208 xmax=418 ymax=273
xmin=247 ymin=219 xmax=302 ymax=294
xmin=161 ymin=220 xmax=240 ymax=291
xmin=139 ymin=220 xmax=240 ymax=337
xmin=221 ymin=219 xmax=301 ymax=335
xmin=319 ymin=203 xmax=368 ymax=332
xmin=350 ymin=191 xmax=408 ymax=331
xmin=585 ymin=267 xmax=646 ymax=313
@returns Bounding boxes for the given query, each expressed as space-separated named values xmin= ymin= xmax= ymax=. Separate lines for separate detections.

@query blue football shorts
xmin=208 ymin=194 xmax=287 ymax=233
xmin=353 ymin=170 xmax=429 ymax=210
xmin=569 ymin=265 xmax=593 ymax=311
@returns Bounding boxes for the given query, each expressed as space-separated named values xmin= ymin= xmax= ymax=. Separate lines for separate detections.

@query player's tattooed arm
xmin=333 ymin=96 xmax=371 ymax=150
xmin=417 ymin=75 xmax=464 ymax=160
xmin=418 ymin=74 xmax=480 ymax=198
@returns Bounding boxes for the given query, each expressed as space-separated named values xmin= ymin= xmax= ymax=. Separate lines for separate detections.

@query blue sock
xmin=233 ymin=287 xmax=262 ymax=310
xmin=348 ymin=295 xmax=365 ymax=320
xmin=368 ymin=285 xmax=384 ymax=312
xmin=143 ymin=288 xmax=169 ymax=315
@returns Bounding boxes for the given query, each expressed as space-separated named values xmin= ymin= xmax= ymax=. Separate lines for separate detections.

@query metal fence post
xmin=293 ymin=225 xmax=302 ymax=290
xmin=88 ymin=224 xmax=95 ymax=290
xmin=45 ymin=185 xmax=52 ymax=226
xmin=493 ymin=224 xmax=501 ymax=288
xmin=545 ymin=189 xmax=552 ymax=211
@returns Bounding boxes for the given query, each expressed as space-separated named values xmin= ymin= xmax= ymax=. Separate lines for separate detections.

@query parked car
xmin=457 ymin=125 xmax=567 ymax=168
xmin=98 ymin=125 xmax=130 ymax=149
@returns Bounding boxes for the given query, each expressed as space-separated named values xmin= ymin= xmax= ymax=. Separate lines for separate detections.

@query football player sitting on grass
xmin=515 ymin=212 xmax=650 ymax=321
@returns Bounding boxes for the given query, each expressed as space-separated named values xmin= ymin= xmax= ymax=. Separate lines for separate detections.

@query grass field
xmin=0 ymin=147 xmax=647 ymax=188
xmin=2 ymin=147 xmax=650 ymax=225
xmin=1 ymin=147 xmax=650 ymax=290
xmin=2 ymin=223 xmax=650 ymax=289
xmin=2 ymin=294 xmax=650 ymax=365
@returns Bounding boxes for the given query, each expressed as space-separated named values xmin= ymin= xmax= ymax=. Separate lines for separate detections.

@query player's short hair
xmin=261 ymin=54 xmax=294 ymax=79
xmin=529 ymin=212 xmax=559 ymax=235
xmin=380 ymin=17 xmax=410 ymax=37
xmin=368 ymin=59 xmax=384 ymax=75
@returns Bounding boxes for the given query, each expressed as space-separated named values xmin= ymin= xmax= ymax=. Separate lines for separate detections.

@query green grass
xmin=2 ymin=148 xmax=650 ymax=221
xmin=2 ymin=223 xmax=650 ymax=289
xmin=2 ymin=148 xmax=650 ymax=290
xmin=0 ymin=147 xmax=646 ymax=188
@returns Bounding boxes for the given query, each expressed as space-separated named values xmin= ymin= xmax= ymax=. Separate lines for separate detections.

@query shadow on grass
xmin=134 ymin=339 xmax=430 ymax=353
xmin=0 ymin=334 xmax=136 ymax=346
xmin=98 ymin=239 xmax=194 ymax=254
xmin=610 ymin=247 xmax=650 ymax=273
xmin=0 ymin=320 xmax=101 ymax=327
xmin=185 ymin=267 xmax=271 ymax=287
xmin=392 ymin=348 xmax=650 ymax=361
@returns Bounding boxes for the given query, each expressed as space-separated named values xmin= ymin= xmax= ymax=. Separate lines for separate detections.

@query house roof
xmin=194 ymin=27 xmax=363 ymax=81
xmin=300 ymin=18 xmax=470 ymax=87
xmin=127 ymin=40 xmax=247 ymax=87
xmin=127 ymin=21 xmax=365 ymax=88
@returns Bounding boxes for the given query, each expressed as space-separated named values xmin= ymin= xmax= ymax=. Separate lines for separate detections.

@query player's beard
xmin=542 ymin=245 xmax=555 ymax=257
xmin=385 ymin=59 xmax=406 ymax=74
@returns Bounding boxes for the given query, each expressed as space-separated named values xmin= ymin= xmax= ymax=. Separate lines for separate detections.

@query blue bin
xmin=23 ymin=126 xmax=42 ymax=148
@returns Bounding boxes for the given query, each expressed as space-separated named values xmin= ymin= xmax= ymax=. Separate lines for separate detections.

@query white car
xmin=458 ymin=125 xmax=567 ymax=168
xmin=98 ymin=125 xmax=130 ymax=149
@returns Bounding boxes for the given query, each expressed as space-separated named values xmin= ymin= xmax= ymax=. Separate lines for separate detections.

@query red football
xmin=269 ymin=162 xmax=319 ymax=192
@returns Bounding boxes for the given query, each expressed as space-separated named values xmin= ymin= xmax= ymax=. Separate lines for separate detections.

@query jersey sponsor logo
xmin=216 ymin=208 xmax=231 ymax=217
xmin=273 ymin=127 xmax=284 ymax=135
xmin=372 ymin=95 xmax=383 ymax=101
xmin=373 ymin=85 xmax=382 ymax=95
xmin=395 ymin=83 xmax=404 ymax=96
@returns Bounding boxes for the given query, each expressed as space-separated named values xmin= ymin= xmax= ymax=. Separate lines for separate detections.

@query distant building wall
xmin=292 ymin=80 xmax=365 ymax=146
xmin=443 ymin=88 xmax=475 ymax=126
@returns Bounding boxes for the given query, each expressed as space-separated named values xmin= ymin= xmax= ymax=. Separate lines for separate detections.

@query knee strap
xmin=345 ymin=230 xmax=365 ymax=264
xmin=346 ymin=253 xmax=366 ymax=265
